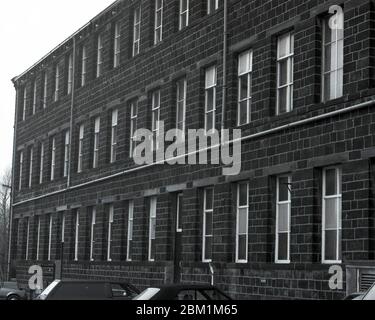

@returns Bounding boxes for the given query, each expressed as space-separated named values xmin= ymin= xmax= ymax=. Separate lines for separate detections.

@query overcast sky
xmin=0 ymin=0 xmax=115 ymax=180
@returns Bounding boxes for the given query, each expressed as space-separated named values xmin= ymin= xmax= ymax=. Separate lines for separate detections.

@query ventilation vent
xmin=359 ymin=273 xmax=375 ymax=292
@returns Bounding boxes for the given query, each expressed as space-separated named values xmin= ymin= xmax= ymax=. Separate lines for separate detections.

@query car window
xmin=3 ymin=282 xmax=18 ymax=290
xmin=134 ymin=288 xmax=160 ymax=300
xmin=201 ymin=289 xmax=230 ymax=300
xmin=176 ymin=290 xmax=208 ymax=301
xmin=363 ymin=284 xmax=375 ymax=300
xmin=48 ymin=283 xmax=106 ymax=300
xmin=111 ymin=283 xmax=138 ymax=298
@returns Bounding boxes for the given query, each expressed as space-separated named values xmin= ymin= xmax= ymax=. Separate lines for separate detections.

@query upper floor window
xmin=113 ymin=23 xmax=121 ymax=68
xmin=25 ymin=218 xmax=30 ymax=260
xmin=238 ymin=50 xmax=252 ymax=126
xmin=322 ymin=12 xmax=344 ymax=101
xmin=275 ymin=175 xmax=291 ymax=264
xmin=205 ymin=66 xmax=217 ymax=132
xmin=203 ymin=188 xmax=214 ymax=263
xmin=22 ymin=86 xmax=27 ymax=121
xmin=18 ymin=151 xmax=24 ymax=191
xmin=107 ymin=205 xmax=114 ymax=262
xmin=32 ymin=80 xmax=37 ymax=115
xmin=93 ymin=117 xmax=100 ymax=169
xmin=154 ymin=0 xmax=163 ymax=45
xmin=96 ymin=34 xmax=103 ymax=78
xmin=36 ymin=216 xmax=41 ymax=261
xmin=50 ymin=137 xmax=56 ymax=181
xmin=110 ymin=109 xmax=118 ymax=163
xmin=151 ymin=90 xmax=161 ymax=151
xmin=322 ymin=167 xmax=342 ymax=263
xmin=81 ymin=46 xmax=88 ymax=87
xmin=54 ymin=65 xmax=60 ymax=102
xmin=207 ymin=0 xmax=219 ymax=14
xmin=43 ymin=72 xmax=48 ymax=109
xmin=130 ymin=100 xmax=138 ymax=158
xmin=77 ymin=124 xmax=84 ymax=173
xmin=179 ymin=0 xmax=189 ymax=30
xmin=236 ymin=182 xmax=249 ymax=263
xmin=133 ymin=7 xmax=141 ymax=57
xmin=28 ymin=147 xmax=34 ymax=188
xmin=47 ymin=214 xmax=53 ymax=261
xmin=63 ymin=130 xmax=70 ymax=178
xmin=148 ymin=197 xmax=157 ymax=262
xmin=176 ymin=78 xmax=187 ymax=133
xmin=67 ymin=54 xmax=73 ymax=95
xmin=276 ymin=32 xmax=294 ymax=115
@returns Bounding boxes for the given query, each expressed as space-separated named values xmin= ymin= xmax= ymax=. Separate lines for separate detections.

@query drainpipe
xmin=221 ymin=0 xmax=228 ymax=137
xmin=7 ymin=82 xmax=19 ymax=280
xmin=209 ymin=263 xmax=215 ymax=286
xmin=67 ymin=37 xmax=77 ymax=188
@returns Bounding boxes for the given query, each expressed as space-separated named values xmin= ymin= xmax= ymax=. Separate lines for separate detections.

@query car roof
xmin=152 ymin=284 xmax=219 ymax=290
xmin=57 ymin=280 xmax=131 ymax=284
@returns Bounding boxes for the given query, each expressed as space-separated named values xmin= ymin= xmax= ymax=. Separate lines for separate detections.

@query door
xmin=174 ymin=193 xmax=183 ymax=283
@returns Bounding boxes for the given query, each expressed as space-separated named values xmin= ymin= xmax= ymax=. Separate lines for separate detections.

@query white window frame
xmin=322 ymin=14 xmax=344 ymax=102
xmin=32 ymin=80 xmax=37 ymax=115
xmin=148 ymin=197 xmax=157 ymax=262
xmin=205 ymin=66 xmax=217 ymax=132
xmin=110 ymin=109 xmax=118 ymax=163
xmin=19 ymin=151 xmax=23 ymax=191
xmin=93 ymin=117 xmax=100 ymax=169
xmin=96 ymin=34 xmax=103 ymax=78
xmin=67 ymin=54 xmax=73 ymax=94
xmin=133 ymin=7 xmax=141 ymax=57
xmin=47 ymin=215 xmax=53 ymax=261
xmin=77 ymin=124 xmax=84 ymax=173
xmin=81 ymin=46 xmax=87 ymax=87
xmin=50 ymin=137 xmax=56 ymax=181
xmin=127 ymin=201 xmax=134 ymax=261
xmin=107 ymin=205 xmax=114 ymax=262
xmin=61 ymin=213 xmax=65 ymax=243
xmin=176 ymin=194 xmax=183 ymax=233
xmin=322 ymin=167 xmax=342 ymax=264
xmin=74 ymin=210 xmax=80 ymax=261
xmin=275 ymin=175 xmax=291 ymax=264
xmin=276 ymin=32 xmax=294 ymax=115
xmin=22 ymin=86 xmax=27 ymax=121
xmin=207 ymin=0 xmax=219 ymax=14
xmin=89 ymin=207 xmax=96 ymax=261
xmin=154 ymin=0 xmax=163 ymax=45
xmin=114 ymin=22 xmax=121 ymax=68
xmin=130 ymin=100 xmax=138 ymax=158
xmin=39 ymin=143 xmax=44 ymax=184
xmin=43 ymin=72 xmax=48 ymax=109
xmin=238 ymin=50 xmax=252 ymax=126
xmin=179 ymin=0 xmax=189 ymax=30
xmin=54 ymin=65 xmax=60 ymax=102
xmin=25 ymin=218 xmax=30 ymax=260
xmin=151 ymin=90 xmax=161 ymax=151
xmin=63 ymin=130 xmax=70 ymax=178
xmin=176 ymin=78 xmax=187 ymax=133
xmin=36 ymin=216 xmax=41 ymax=261
xmin=28 ymin=147 xmax=33 ymax=188
xmin=202 ymin=188 xmax=214 ymax=263
xmin=236 ymin=182 xmax=249 ymax=263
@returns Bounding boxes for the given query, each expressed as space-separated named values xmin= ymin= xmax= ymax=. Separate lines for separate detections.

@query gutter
xmin=12 ymin=99 xmax=375 ymax=208
xmin=221 ymin=0 xmax=228 ymax=134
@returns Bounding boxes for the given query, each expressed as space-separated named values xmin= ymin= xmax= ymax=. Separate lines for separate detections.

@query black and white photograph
xmin=1 ymin=0 xmax=375 ymax=307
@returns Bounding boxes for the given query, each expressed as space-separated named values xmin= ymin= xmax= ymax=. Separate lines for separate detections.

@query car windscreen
xmin=48 ymin=282 xmax=107 ymax=300
xmin=363 ymin=284 xmax=375 ymax=300
xmin=36 ymin=280 xmax=60 ymax=300
xmin=133 ymin=288 xmax=161 ymax=300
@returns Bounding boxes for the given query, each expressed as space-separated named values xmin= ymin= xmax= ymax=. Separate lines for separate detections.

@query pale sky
xmin=0 ymin=0 xmax=116 ymax=179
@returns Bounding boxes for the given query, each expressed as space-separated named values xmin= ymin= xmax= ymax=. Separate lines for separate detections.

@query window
xmin=110 ymin=109 xmax=118 ymax=163
xmin=322 ymin=13 xmax=344 ymax=101
xmin=77 ymin=124 xmax=84 ymax=173
xmin=28 ymin=147 xmax=33 ymax=188
xmin=322 ymin=167 xmax=342 ymax=263
xmin=96 ymin=34 xmax=103 ymax=78
xmin=129 ymin=100 xmax=138 ymax=158
xmin=89 ymin=207 xmax=96 ymax=261
xmin=179 ymin=0 xmax=189 ymax=30
xmin=25 ymin=218 xmax=30 ymax=260
xmin=127 ymin=201 xmax=134 ymax=261
xmin=32 ymin=80 xmax=37 ymax=115
xmin=176 ymin=194 xmax=183 ymax=233
xmin=203 ymin=188 xmax=214 ymax=262
xmin=176 ymin=78 xmax=187 ymax=133
xmin=47 ymin=214 xmax=53 ymax=261
xmin=61 ymin=213 xmax=65 ymax=243
xmin=74 ymin=210 xmax=80 ymax=261
xmin=93 ymin=117 xmax=100 ymax=168
xmin=236 ymin=182 xmax=249 ymax=263
xmin=67 ymin=54 xmax=73 ymax=95
xmin=133 ymin=7 xmax=141 ymax=57
xmin=154 ymin=0 xmax=163 ymax=44
xmin=149 ymin=197 xmax=157 ymax=262
xmin=151 ymin=90 xmax=161 ymax=151
xmin=107 ymin=205 xmax=114 ymax=261
xmin=63 ymin=130 xmax=70 ymax=178
xmin=276 ymin=175 xmax=291 ymax=263
xmin=238 ymin=50 xmax=252 ymax=125
xmin=113 ymin=23 xmax=121 ymax=68
xmin=36 ymin=216 xmax=41 ymax=261
xmin=43 ymin=72 xmax=48 ymax=109
xmin=50 ymin=137 xmax=56 ymax=181
xmin=205 ymin=66 xmax=216 ymax=132
xmin=22 ymin=86 xmax=27 ymax=121
xmin=276 ymin=32 xmax=294 ymax=115
xmin=39 ymin=143 xmax=44 ymax=184
xmin=207 ymin=0 xmax=219 ymax=14
xmin=18 ymin=151 xmax=23 ymax=191
xmin=54 ymin=65 xmax=60 ymax=102
xmin=81 ymin=46 xmax=87 ymax=87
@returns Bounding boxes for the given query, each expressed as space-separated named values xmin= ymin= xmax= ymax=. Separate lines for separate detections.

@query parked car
xmin=35 ymin=280 xmax=140 ymax=300
xmin=133 ymin=284 xmax=232 ymax=300
xmin=343 ymin=292 xmax=365 ymax=300
xmin=355 ymin=283 xmax=375 ymax=300
xmin=0 ymin=281 xmax=27 ymax=300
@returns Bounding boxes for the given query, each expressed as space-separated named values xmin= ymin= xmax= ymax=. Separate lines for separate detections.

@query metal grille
xmin=359 ymin=273 xmax=375 ymax=292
